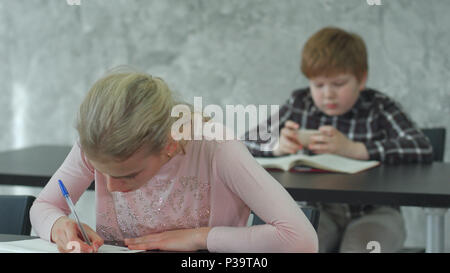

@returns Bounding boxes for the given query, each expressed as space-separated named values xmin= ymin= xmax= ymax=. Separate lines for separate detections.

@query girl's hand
xmin=50 ymin=216 xmax=104 ymax=253
xmin=124 ymin=227 xmax=212 ymax=252
xmin=308 ymin=126 xmax=369 ymax=160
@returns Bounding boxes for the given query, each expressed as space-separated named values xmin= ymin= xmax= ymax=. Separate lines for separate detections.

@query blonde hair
xmin=76 ymin=69 xmax=182 ymax=161
xmin=301 ymin=27 xmax=368 ymax=81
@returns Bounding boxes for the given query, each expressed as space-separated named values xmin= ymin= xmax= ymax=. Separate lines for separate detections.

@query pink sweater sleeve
xmin=29 ymin=142 xmax=95 ymax=242
xmin=207 ymin=141 xmax=318 ymax=253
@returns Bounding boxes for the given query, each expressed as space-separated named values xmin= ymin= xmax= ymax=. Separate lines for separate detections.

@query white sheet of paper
xmin=0 ymin=238 xmax=144 ymax=253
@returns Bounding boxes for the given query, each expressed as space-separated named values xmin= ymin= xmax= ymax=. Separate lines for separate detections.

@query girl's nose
xmin=106 ymin=176 xmax=123 ymax=192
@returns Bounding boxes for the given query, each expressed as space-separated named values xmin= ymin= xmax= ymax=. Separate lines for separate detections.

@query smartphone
xmin=297 ymin=129 xmax=320 ymax=146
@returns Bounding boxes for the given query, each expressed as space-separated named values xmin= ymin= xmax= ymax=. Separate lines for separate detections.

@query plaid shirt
xmin=244 ymin=88 xmax=433 ymax=164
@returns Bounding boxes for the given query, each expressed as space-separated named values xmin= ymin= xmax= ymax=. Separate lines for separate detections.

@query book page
xmin=0 ymin=238 xmax=144 ymax=253
xmin=292 ymin=154 xmax=379 ymax=174
xmin=255 ymin=153 xmax=379 ymax=174
xmin=254 ymin=154 xmax=307 ymax=171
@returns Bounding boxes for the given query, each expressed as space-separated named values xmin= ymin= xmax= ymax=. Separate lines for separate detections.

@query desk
xmin=1 ymin=146 xmax=448 ymax=252
xmin=271 ymin=164 xmax=450 ymax=208
xmin=0 ymin=145 xmax=94 ymax=190
xmin=270 ymin=164 xmax=450 ymax=253
xmin=0 ymin=234 xmax=38 ymax=242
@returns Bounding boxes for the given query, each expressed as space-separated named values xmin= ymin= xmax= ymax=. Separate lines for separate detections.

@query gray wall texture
xmin=0 ymin=0 xmax=449 ymax=251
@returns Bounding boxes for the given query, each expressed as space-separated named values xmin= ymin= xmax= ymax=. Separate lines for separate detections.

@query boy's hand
xmin=124 ymin=227 xmax=211 ymax=252
xmin=308 ymin=126 xmax=369 ymax=160
xmin=273 ymin=121 xmax=303 ymax=156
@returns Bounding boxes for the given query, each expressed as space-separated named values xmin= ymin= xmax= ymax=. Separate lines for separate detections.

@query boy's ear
xmin=358 ymin=72 xmax=368 ymax=91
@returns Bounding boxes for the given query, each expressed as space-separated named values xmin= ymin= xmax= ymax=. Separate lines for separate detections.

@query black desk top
xmin=1 ymin=146 xmax=449 ymax=208
xmin=272 ymin=163 xmax=450 ymax=207
xmin=0 ymin=234 xmax=38 ymax=242
xmin=0 ymin=145 xmax=96 ymax=190
xmin=0 ymin=145 xmax=72 ymax=188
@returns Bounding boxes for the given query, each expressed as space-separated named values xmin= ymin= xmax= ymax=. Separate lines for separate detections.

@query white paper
xmin=0 ymin=238 xmax=144 ymax=253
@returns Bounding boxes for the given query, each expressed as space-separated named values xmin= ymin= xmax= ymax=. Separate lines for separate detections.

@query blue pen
xmin=58 ymin=179 xmax=92 ymax=246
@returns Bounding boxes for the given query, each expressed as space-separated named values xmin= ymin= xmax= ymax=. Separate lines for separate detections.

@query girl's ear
xmin=164 ymin=139 xmax=178 ymax=155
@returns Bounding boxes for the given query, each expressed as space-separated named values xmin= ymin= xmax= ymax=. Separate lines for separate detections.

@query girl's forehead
xmin=88 ymin=151 xmax=157 ymax=175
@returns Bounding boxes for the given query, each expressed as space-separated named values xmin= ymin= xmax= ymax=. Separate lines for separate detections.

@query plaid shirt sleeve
xmin=364 ymin=99 xmax=433 ymax=164
xmin=242 ymin=92 xmax=298 ymax=157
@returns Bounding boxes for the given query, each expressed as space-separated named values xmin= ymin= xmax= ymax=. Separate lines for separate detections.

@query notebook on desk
xmin=0 ymin=238 xmax=144 ymax=253
xmin=255 ymin=153 xmax=380 ymax=174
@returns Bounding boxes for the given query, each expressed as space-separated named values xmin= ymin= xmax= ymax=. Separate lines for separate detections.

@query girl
xmin=30 ymin=69 xmax=318 ymax=253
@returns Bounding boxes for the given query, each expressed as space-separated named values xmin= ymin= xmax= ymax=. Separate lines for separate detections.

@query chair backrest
xmin=0 ymin=195 xmax=36 ymax=235
xmin=421 ymin=127 xmax=446 ymax=162
xmin=251 ymin=206 xmax=320 ymax=231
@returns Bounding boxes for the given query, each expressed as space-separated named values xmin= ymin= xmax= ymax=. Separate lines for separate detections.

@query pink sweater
xmin=30 ymin=139 xmax=318 ymax=252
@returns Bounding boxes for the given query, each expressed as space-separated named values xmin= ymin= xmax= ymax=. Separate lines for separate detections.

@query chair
xmin=421 ymin=127 xmax=446 ymax=162
xmin=397 ymin=128 xmax=446 ymax=253
xmin=251 ymin=206 xmax=320 ymax=231
xmin=0 ymin=195 xmax=36 ymax=235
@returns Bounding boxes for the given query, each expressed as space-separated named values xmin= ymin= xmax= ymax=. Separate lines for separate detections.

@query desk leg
xmin=424 ymin=208 xmax=447 ymax=253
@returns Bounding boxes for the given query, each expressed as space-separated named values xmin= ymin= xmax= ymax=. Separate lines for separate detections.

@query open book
xmin=255 ymin=153 xmax=379 ymax=174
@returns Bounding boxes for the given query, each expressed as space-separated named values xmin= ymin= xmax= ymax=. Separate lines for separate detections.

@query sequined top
xmin=30 ymin=138 xmax=318 ymax=252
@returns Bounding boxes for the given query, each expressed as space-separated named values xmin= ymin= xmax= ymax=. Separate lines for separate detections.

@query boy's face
xmin=309 ymin=73 xmax=367 ymax=116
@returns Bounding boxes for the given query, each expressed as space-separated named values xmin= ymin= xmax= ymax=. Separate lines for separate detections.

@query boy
xmin=244 ymin=27 xmax=433 ymax=253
